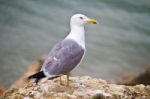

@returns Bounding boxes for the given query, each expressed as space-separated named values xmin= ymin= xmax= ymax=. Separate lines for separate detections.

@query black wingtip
xmin=28 ymin=71 xmax=46 ymax=83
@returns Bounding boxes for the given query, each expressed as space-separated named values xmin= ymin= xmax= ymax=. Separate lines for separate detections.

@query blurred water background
xmin=0 ymin=0 xmax=150 ymax=88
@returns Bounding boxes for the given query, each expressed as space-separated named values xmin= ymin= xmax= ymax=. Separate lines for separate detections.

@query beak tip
xmin=94 ymin=21 xmax=97 ymax=24
xmin=88 ymin=19 xmax=97 ymax=24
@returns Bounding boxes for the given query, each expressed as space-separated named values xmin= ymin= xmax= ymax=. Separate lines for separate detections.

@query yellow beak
xmin=87 ymin=19 xmax=97 ymax=24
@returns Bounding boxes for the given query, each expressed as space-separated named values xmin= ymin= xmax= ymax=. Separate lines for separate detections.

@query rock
xmin=0 ymin=85 xmax=5 ymax=96
xmin=2 ymin=76 xmax=150 ymax=99
xmin=10 ymin=55 xmax=46 ymax=89
xmin=112 ymin=67 xmax=150 ymax=86
xmin=4 ymin=56 xmax=150 ymax=98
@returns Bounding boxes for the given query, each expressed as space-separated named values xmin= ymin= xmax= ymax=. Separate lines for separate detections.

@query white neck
xmin=65 ymin=25 xmax=85 ymax=49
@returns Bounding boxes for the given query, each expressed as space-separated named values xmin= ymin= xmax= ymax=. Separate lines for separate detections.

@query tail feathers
xmin=28 ymin=71 xmax=62 ymax=84
xmin=28 ymin=71 xmax=46 ymax=83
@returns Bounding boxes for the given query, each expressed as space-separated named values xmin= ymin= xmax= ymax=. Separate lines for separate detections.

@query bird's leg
xmin=59 ymin=76 xmax=63 ymax=85
xmin=66 ymin=72 xmax=71 ymax=86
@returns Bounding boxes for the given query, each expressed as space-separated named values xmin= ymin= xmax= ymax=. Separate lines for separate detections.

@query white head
xmin=66 ymin=14 xmax=97 ymax=49
xmin=70 ymin=14 xmax=97 ymax=27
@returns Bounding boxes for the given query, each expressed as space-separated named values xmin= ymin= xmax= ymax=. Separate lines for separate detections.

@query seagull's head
xmin=70 ymin=14 xmax=97 ymax=27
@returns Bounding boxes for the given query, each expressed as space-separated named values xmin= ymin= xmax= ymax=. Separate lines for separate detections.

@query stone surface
xmin=0 ymin=85 xmax=5 ymax=96
xmin=10 ymin=55 xmax=45 ymax=89
xmin=112 ymin=66 xmax=150 ymax=86
xmin=2 ymin=76 xmax=150 ymax=99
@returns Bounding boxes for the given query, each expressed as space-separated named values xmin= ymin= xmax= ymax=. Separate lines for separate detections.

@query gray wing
xmin=42 ymin=39 xmax=85 ymax=75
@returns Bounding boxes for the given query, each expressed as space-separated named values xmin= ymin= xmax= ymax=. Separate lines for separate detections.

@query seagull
xmin=28 ymin=14 xmax=97 ymax=85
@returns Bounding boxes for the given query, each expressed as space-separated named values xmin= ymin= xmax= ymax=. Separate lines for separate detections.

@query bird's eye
xmin=80 ymin=17 xmax=83 ymax=19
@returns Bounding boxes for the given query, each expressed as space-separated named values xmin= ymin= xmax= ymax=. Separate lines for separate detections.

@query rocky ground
xmin=1 ymin=56 xmax=150 ymax=99
xmin=1 ymin=76 xmax=150 ymax=99
xmin=0 ymin=85 xmax=5 ymax=96
xmin=112 ymin=66 xmax=150 ymax=86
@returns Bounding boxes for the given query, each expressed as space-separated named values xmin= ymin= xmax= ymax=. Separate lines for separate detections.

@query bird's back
xmin=42 ymin=39 xmax=85 ymax=75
